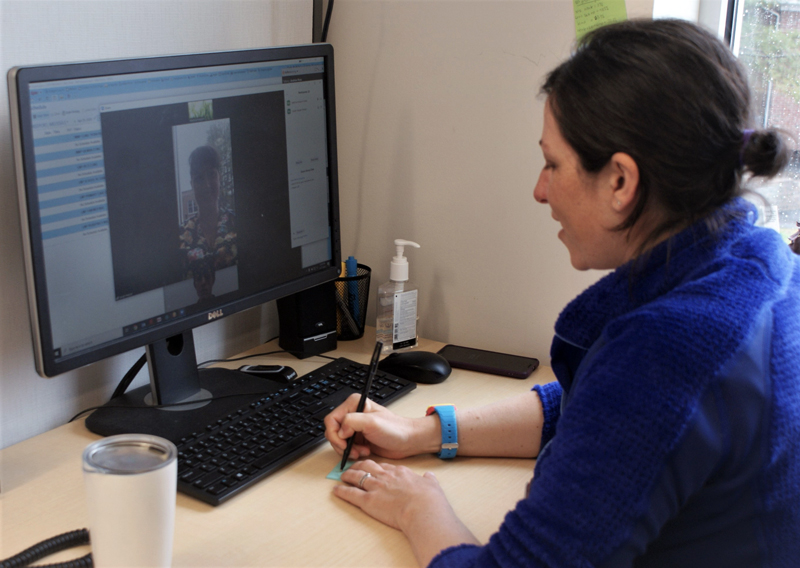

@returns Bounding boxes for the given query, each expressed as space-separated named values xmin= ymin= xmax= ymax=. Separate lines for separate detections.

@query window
xmin=732 ymin=0 xmax=800 ymax=243
xmin=654 ymin=0 xmax=800 ymax=244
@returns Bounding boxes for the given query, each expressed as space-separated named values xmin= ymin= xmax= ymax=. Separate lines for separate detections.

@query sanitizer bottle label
xmin=392 ymin=290 xmax=418 ymax=350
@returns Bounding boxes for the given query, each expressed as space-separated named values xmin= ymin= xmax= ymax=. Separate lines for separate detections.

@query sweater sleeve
xmin=532 ymin=382 xmax=561 ymax=450
xmin=427 ymin=314 xmax=733 ymax=568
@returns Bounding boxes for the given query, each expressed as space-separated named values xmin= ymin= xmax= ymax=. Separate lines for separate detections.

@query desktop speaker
xmin=277 ymin=281 xmax=338 ymax=359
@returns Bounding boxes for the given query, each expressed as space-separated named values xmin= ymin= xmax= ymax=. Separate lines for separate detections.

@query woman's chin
xmin=563 ymin=244 xmax=590 ymax=271
xmin=569 ymin=257 xmax=590 ymax=271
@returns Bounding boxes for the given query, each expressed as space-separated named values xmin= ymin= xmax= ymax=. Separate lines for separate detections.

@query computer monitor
xmin=8 ymin=43 xmax=341 ymax=440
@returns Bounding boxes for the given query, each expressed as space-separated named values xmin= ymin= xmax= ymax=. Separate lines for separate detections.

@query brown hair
xmin=189 ymin=145 xmax=221 ymax=178
xmin=541 ymin=19 xmax=789 ymax=252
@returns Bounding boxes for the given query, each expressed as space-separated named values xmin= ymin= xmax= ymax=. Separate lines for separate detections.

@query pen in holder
xmin=335 ymin=263 xmax=371 ymax=340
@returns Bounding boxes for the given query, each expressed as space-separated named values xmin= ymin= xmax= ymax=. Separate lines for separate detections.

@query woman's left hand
xmin=336 ymin=459 xmax=445 ymax=530
xmin=335 ymin=460 xmax=479 ymax=566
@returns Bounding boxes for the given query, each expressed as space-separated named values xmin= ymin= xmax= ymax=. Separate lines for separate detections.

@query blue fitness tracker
xmin=426 ymin=404 xmax=458 ymax=459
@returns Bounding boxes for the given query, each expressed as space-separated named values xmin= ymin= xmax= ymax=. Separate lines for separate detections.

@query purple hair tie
xmin=739 ymin=129 xmax=755 ymax=168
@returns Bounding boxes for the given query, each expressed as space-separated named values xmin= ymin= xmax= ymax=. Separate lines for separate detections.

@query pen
xmin=340 ymin=340 xmax=383 ymax=471
xmin=335 ymin=293 xmax=361 ymax=336
xmin=345 ymin=256 xmax=359 ymax=323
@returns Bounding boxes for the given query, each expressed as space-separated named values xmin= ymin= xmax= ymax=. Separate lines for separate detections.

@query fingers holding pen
xmin=324 ymin=393 xmax=424 ymax=460
xmin=337 ymin=407 xmax=376 ymax=440
xmin=324 ymin=393 xmax=376 ymax=457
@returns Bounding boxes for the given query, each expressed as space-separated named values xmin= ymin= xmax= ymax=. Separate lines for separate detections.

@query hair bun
xmin=741 ymin=128 xmax=790 ymax=178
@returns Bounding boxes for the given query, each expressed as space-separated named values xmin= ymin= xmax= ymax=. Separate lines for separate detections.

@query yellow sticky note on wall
xmin=573 ymin=0 xmax=628 ymax=40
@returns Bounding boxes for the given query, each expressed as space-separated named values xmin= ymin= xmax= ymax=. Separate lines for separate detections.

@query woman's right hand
xmin=324 ymin=394 xmax=437 ymax=461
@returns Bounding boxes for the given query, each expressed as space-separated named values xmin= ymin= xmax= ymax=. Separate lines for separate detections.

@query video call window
xmin=17 ymin=55 xmax=335 ymax=367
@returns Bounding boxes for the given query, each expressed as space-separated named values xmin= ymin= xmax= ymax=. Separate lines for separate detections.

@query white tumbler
xmin=82 ymin=434 xmax=177 ymax=568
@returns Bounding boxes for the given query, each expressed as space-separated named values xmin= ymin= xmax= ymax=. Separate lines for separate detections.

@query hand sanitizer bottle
xmin=376 ymin=239 xmax=421 ymax=353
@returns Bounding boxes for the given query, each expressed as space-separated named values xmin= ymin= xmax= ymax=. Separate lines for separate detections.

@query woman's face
xmin=191 ymin=167 xmax=221 ymax=210
xmin=533 ymin=101 xmax=630 ymax=271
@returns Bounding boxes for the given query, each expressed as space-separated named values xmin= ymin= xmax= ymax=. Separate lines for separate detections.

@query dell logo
xmin=208 ymin=309 xmax=224 ymax=321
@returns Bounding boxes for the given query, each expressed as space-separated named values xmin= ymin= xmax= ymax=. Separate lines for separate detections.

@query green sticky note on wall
xmin=573 ymin=0 xmax=628 ymax=40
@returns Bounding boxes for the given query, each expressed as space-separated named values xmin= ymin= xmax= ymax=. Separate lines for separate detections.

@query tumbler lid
xmin=83 ymin=434 xmax=176 ymax=475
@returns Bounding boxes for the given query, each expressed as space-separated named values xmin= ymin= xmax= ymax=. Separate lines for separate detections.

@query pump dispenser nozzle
xmin=377 ymin=239 xmax=422 ymax=352
xmin=390 ymin=239 xmax=420 ymax=282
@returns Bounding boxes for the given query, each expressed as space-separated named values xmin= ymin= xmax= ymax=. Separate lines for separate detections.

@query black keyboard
xmin=176 ymin=357 xmax=416 ymax=505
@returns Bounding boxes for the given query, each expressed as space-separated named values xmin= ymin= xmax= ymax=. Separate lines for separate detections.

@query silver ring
xmin=357 ymin=472 xmax=371 ymax=489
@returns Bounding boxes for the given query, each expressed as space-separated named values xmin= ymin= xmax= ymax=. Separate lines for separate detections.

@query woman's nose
xmin=533 ymin=171 xmax=548 ymax=204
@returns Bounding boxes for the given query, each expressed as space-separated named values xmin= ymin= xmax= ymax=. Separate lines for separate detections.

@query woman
xmin=180 ymin=144 xmax=237 ymax=289
xmin=324 ymin=19 xmax=800 ymax=567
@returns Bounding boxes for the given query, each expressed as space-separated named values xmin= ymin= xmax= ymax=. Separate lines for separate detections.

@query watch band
xmin=426 ymin=404 xmax=458 ymax=459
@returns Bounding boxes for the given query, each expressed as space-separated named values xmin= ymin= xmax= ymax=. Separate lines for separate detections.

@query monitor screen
xmin=9 ymin=44 xmax=341 ymax=438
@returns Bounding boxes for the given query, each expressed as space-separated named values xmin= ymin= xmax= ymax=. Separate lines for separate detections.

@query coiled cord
xmin=0 ymin=528 xmax=92 ymax=568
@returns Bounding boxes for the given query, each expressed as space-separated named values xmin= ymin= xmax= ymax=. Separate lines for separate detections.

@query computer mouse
xmin=238 ymin=364 xmax=298 ymax=383
xmin=378 ymin=351 xmax=452 ymax=384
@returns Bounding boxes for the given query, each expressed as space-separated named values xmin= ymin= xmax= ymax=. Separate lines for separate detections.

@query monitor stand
xmin=85 ymin=331 xmax=284 ymax=443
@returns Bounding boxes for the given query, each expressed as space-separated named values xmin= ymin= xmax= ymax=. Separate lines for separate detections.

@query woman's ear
xmin=607 ymin=152 xmax=640 ymax=212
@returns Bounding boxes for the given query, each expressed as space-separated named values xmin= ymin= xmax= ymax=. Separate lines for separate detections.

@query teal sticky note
xmin=326 ymin=460 xmax=355 ymax=480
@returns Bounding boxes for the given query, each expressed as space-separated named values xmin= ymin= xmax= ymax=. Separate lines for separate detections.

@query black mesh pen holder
xmin=334 ymin=264 xmax=371 ymax=340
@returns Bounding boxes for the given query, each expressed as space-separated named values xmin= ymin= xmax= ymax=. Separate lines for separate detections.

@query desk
xmin=1 ymin=332 xmax=554 ymax=567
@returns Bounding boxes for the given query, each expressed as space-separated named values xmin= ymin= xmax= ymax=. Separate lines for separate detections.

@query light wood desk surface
xmin=1 ymin=331 xmax=554 ymax=567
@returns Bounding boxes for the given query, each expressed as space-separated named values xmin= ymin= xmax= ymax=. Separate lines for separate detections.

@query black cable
xmin=68 ymin=388 xmax=281 ymax=423
xmin=107 ymin=335 xmax=281 ymax=398
xmin=0 ymin=529 xmax=92 ymax=568
xmin=110 ymin=353 xmax=147 ymax=400
xmin=197 ymin=350 xmax=287 ymax=368
xmin=195 ymin=334 xmax=280 ymax=367
xmin=22 ymin=554 xmax=92 ymax=568
xmin=74 ymin=336 xmax=336 ymax=422
xmin=198 ymin=347 xmax=336 ymax=368
xmin=320 ymin=0 xmax=335 ymax=42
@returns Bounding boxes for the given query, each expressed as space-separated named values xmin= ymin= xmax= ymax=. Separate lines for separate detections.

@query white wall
xmin=653 ymin=0 xmax=729 ymax=37
xmin=0 ymin=0 xmax=654 ymax=449
xmin=653 ymin=0 xmax=700 ymax=20
xmin=0 ymin=0 xmax=311 ymax=449
xmin=329 ymin=0 xmax=653 ymax=361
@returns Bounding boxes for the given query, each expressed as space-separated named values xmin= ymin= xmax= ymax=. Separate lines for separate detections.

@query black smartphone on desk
xmin=437 ymin=345 xmax=539 ymax=379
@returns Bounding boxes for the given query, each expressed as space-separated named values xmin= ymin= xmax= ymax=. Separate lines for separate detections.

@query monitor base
xmin=84 ymin=367 xmax=283 ymax=443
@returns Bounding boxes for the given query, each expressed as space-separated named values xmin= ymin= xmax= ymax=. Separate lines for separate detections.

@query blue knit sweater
xmin=430 ymin=200 xmax=800 ymax=567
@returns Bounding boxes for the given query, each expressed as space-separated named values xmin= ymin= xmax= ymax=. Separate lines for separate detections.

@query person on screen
xmin=180 ymin=145 xmax=237 ymax=287
xmin=189 ymin=255 xmax=216 ymax=308
xmin=324 ymin=19 xmax=800 ymax=568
